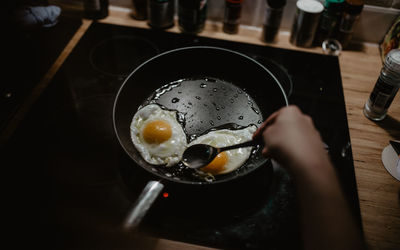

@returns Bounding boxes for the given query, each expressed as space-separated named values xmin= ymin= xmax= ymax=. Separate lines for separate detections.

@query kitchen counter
xmin=3 ymin=8 xmax=400 ymax=250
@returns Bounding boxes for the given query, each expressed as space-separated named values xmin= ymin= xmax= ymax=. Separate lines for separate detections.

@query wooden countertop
xmin=4 ymin=8 xmax=400 ymax=250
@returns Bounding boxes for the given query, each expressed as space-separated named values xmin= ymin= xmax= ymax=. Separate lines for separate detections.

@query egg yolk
xmin=201 ymin=152 xmax=228 ymax=175
xmin=142 ymin=120 xmax=172 ymax=144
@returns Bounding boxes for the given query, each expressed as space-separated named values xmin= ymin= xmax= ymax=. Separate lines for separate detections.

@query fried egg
xmin=188 ymin=125 xmax=257 ymax=175
xmin=130 ymin=104 xmax=187 ymax=166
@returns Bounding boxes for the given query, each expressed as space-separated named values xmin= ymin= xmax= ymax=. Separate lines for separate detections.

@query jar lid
xmin=385 ymin=49 xmax=400 ymax=73
xmin=296 ymin=0 xmax=324 ymax=13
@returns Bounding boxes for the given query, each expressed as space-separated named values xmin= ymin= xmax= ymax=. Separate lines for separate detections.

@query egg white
xmin=188 ymin=125 xmax=257 ymax=175
xmin=130 ymin=104 xmax=187 ymax=166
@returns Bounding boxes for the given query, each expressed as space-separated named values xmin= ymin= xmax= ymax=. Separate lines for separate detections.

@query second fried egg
xmin=188 ymin=125 xmax=257 ymax=175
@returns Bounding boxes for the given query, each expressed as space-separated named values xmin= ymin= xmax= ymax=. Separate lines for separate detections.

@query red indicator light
xmin=163 ymin=192 xmax=169 ymax=198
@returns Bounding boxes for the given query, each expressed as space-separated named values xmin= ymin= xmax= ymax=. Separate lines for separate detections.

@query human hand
xmin=253 ymin=105 xmax=329 ymax=173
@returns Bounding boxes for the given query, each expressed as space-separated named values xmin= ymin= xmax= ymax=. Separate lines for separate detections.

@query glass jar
xmin=148 ymin=0 xmax=175 ymax=29
xmin=178 ymin=0 xmax=208 ymax=34
xmin=337 ymin=0 xmax=364 ymax=48
xmin=313 ymin=0 xmax=344 ymax=46
xmin=131 ymin=0 xmax=148 ymax=20
xmin=223 ymin=0 xmax=243 ymax=34
xmin=262 ymin=0 xmax=287 ymax=43
xmin=364 ymin=49 xmax=400 ymax=121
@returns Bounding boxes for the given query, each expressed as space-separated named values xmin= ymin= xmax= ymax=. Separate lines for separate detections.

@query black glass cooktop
xmin=3 ymin=22 xmax=361 ymax=250
xmin=1 ymin=16 xmax=82 ymax=131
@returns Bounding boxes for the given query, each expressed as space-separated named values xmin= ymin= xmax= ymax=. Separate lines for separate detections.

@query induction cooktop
xmin=2 ymin=22 xmax=361 ymax=250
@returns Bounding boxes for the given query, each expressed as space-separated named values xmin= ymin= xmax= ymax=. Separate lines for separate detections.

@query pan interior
xmin=137 ymin=77 xmax=266 ymax=184
xmin=143 ymin=77 xmax=263 ymax=137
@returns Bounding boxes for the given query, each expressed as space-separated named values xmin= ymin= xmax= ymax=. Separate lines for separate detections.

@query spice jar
xmin=313 ymin=0 xmax=344 ymax=46
xmin=131 ymin=0 xmax=148 ymax=20
xmin=223 ymin=0 xmax=243 ymax=34
xmin=337 ymin=0 xmax=364 ymax=48
xmin=290 ymin=0 xmax=324 ymax=48
xmin=364 ymin=49 xmax=400 ymax=121
xmin=178 ymin=0 xmax=208 ymax=34
xmin=262 ymin=0 xmax=287 ymax=43
xmin=148 ymin=0 xmax=175 ymax=29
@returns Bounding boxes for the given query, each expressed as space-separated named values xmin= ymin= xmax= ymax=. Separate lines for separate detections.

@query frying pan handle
xmin=122 ymin=180 xmax=164 ymax=230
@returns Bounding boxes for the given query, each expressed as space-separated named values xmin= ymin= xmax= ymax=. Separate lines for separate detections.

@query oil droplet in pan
xmin=189 ymin=134 xmax=198 ymax=142
xmin=205 ymin=78 xmax=216 ymax=82
xmin=252 ymin=107 xmax=260 ymax=114
xmin=153 ymin=81 xmax=181 ymax=100
xmin=176 ymin=112 xmax=186 ymax=125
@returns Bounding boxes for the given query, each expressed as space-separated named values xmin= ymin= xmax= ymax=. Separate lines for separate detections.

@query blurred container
xmin=364 ymin=49 xmax=400 ymax=121
xmin=313 ymin=0 xmax=344 ymax=46
xmin=83 ymin=0 xmax=108 ymax=19
xmin=262 ymin=0 xmax=286 ymax=43
xmin=322 ymin=39 xmax=342 ymax=56
xmin=178 ymin=0 xmax=208 ymax=34
xmin=337 ymin=0 xmax=364 ymax=49
xmin=148 ymin=0 xmax=175 ymax=29
xmin=290 ymin=0 xmax=324 ymax=48
xmin=380 ymin=17 xmax=400 ymax=61
xmin=131 ymin=0 xmax=147 ymax=20
xmin=223 ymin=0 xmax=243 ymax=34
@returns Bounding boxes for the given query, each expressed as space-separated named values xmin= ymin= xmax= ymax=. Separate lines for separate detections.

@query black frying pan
xmin=113 ymin=46 xmax=288 ymax=229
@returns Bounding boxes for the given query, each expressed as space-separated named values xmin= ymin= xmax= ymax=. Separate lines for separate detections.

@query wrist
xmin=287 ymin=152 xmax=333 ymax=179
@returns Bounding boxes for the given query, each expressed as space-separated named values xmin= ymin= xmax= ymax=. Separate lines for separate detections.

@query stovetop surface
xmin=3 ymin=22 xmax=360 ymax=250
xmin=1 ymin=16 xmax=82 ymax=131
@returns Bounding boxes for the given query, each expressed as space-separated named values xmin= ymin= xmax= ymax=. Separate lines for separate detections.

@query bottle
xmin=178 ymin=0 xmax=208 ymax=34
xmin=223 ymin=0 xmax=243 ymax=34
xmin=337 ymin=0 xmax=364 ymax=48
xmin=262 ymin=0 xmax=286 ymax=43
xmin=364 ymin=49 xmax=400 ymax=121
xmin=148 ymin=0 xmax=175 ymax=29
xmin=131 ymin=0 xmax=148 ymax=20
xmin=84 ymin=0 xmax=109 ymax=19
xmin=313 ymin=0 xmax=344 ymax=46
xmin=290 ymin=0 xmax=324 ymax=48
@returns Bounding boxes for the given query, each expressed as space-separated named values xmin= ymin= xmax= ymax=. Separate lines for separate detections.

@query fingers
xmin=254 ymin=105 xmax=304 ymax=160
xmin=253 ymin=105 xmax=301 ymax=139
xmin=253 ymin=109 xmax=280 ymax=139
xmin=262 ymin=146 xmax=271 ymax=158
